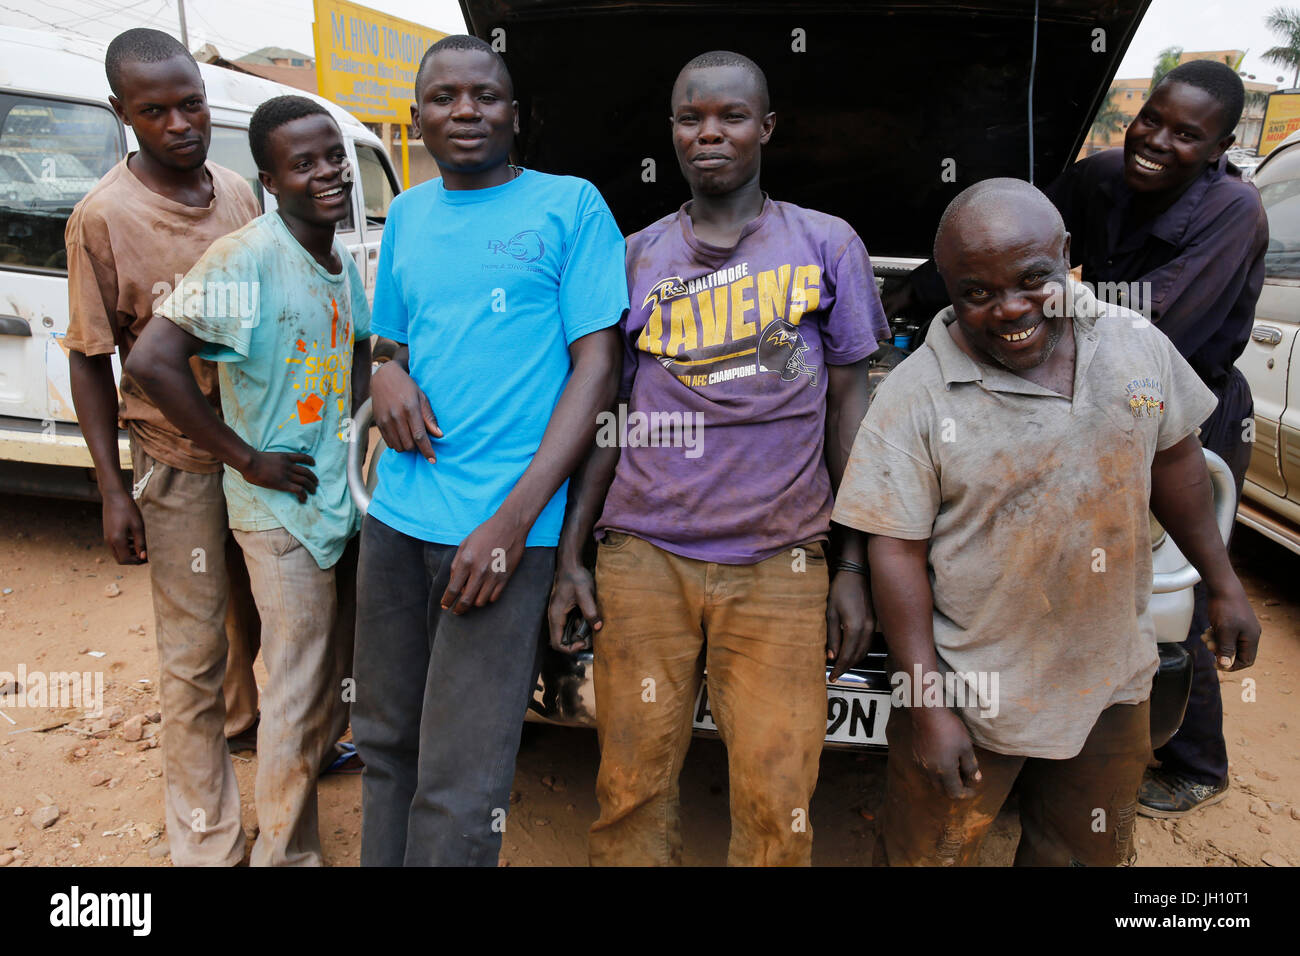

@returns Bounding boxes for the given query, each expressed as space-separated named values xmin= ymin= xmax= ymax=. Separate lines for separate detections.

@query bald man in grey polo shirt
xmin=833 ymin=179 xmax=1259 ymax=866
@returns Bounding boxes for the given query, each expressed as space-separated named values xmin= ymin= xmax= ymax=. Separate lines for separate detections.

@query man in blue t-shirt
xmin=353 ymin=35 xmax=628 ymax=866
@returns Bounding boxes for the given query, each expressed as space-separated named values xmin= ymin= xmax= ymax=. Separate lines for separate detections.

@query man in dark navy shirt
xmin=890 ymin=59 xmax=1268 ymax=818
xmin=1046 ymin=60 xmax=1267 ymax=819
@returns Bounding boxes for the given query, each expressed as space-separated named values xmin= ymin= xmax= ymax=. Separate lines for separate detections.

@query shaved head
xmin=933 ymin=178 xmax=1065 ymax=273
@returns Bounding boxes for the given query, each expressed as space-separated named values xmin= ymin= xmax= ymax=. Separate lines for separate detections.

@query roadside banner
xmin=312 ymin=0 xmax=446 ymax=125
xmin=1259 ymin=91 xmax=1300 ymax=156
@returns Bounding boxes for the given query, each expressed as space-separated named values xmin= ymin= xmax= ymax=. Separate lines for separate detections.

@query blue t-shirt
xmin=368 ymin=169 xmax=628 ymax=546
xmin=159 ymin=211 xmax=371 ymax=569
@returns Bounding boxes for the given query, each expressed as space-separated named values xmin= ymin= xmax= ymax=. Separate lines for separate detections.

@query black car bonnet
xmin=456 ymin=0 xmax=1152 ymax=256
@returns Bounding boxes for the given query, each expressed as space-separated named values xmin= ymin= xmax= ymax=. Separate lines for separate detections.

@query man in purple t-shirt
xmin=548 ymin=51 xmax=889 ymax=866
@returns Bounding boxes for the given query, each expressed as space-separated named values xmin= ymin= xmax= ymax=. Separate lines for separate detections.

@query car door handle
xmin=368 ymin=249 xmax=378 ymax=259
xmin=0 ymin=315 xmax=31 ymax=337
xmin=1252 ymin=325 xmax=1283 ymax=345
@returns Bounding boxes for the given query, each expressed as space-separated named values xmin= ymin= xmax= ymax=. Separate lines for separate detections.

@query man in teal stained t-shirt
xmin=127 ymin=95 xmax=371 ymax=866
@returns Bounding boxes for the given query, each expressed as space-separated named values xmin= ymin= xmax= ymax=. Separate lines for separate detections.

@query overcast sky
xmin=1 ymin=0 xmax=1297 ymax=87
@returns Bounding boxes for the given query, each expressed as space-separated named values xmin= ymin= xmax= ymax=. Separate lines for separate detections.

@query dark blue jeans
xmin=352 ymin=513 xmax=554 ymax=866
xmin=1154 ymin=368 xmax=1252 ymax=787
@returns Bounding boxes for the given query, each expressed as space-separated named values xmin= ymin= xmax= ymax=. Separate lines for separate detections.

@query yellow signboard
xmin=1259 ymin=91 xmax=1300 ymax=156
xmin=312 ymin=0 xmax=446 ymax=125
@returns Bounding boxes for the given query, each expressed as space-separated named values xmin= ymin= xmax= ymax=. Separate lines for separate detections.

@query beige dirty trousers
xmin=233 ymin=527 xmax=354 ymax=867
xmin=588 ymin=532 xmax=829 ymax=866
xmin=221 ymin=545 xmax=261 ymax=739
xmin=131 ymin=438 xmax=245 ymax=867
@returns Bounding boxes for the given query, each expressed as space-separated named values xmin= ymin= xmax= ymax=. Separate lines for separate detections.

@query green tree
xmin=1263 ymin=7 xmax=1300 ymax=88
xmin=1244 ymin=88 xmax=1271 ymax=114
xmin=1088 ymin=88 xmax=1127 ymax=150
xmin=1149 ymin=45 xmax=1184 ymax=92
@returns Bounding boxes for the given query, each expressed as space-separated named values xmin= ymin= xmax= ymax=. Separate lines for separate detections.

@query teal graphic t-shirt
xmin=159 ymin=211 xmax=371 ymax=568
xmin=368 ymin=169 xmax=628 ymax=546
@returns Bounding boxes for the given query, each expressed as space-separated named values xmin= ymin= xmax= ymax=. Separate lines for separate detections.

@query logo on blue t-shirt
xmin=488 ymin=229 xmax=545 ymax=263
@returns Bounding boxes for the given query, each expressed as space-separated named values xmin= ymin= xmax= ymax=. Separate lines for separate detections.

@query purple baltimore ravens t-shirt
xmin=596 ymin=197 xmax=889 ymax=564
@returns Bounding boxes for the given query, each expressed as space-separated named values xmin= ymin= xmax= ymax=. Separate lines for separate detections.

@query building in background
xmin=234 ymin=46 xmax=318 ymax=91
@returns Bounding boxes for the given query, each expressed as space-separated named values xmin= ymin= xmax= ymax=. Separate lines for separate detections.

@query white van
xmin=0 ymin=25 xmax=401 ymax=498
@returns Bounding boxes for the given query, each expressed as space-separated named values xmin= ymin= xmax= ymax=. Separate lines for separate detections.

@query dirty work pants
xmin=231 ymin=527 xmax=355 ymax=867
xmin=876 ymin=699 xmax=1151 ymax=866
xmin=351 ymin=514 xmax=555 ymax=867
xmin=131 ymin=437 xmax=244 ymax=867
xmin=222 ymin=548 xmax=353 ymax=776
xmin=222 ymin=544 xmax=261 ymax=739
xmin=1155 ymin=368 xmax=1252 ymax=787
xmin=588 ymin=532 xmax=828 ymax=866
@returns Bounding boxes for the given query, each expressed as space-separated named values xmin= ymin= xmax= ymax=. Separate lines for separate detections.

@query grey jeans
xmin=352 ymin=514 xmax=554 ymax=867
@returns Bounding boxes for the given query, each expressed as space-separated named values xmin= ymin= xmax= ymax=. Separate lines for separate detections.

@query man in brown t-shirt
xmin=65 ymin=28 xmax=260 ymax=866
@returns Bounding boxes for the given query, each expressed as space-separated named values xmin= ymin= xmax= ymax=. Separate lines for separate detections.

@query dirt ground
xmin=1 ymin=493 xmax=1296 ymax=867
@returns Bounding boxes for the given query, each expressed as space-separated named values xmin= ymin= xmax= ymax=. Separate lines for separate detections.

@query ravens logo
xmin=642 ymin=276 xmax=688 ymax=310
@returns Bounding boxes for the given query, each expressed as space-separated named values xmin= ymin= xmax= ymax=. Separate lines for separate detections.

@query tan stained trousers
xmin=232 ymin=527 xmax=355 ymax=867
xmin=588 ymin=532 xmax=829 ymax=866
xmin=131 ymin=438 xmax=245 ymax=867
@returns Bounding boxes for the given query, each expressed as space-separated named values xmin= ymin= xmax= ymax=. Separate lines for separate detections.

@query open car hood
xmin=458 ymin=0 xmax=1151 ymax=257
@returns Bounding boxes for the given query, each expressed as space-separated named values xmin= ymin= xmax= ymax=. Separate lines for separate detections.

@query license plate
xmin=692 ymin=680 xmax=890 ymax=746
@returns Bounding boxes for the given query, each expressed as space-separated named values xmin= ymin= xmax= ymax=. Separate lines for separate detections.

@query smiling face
xmin=411 ymin=48 xmax=518 ymax=183
xmin=259 ymin=113 xmax=352 ymax=226
xmin=670 ymin=64 xmax=774 ymax=196
xmin=109 ymin=55 xmax=210 ymax=170
xmin=1123 ymin=80 xmax=1234 ymax=195
xmin=936 ymin=192 xmax=1072 ymax=372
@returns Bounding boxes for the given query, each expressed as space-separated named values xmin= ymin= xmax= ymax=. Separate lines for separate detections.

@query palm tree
xmin=1088 ymin=89 xmax=1127 ymax=152
xmin=1244 ymin=88 xmax=1272 ymax=114
xmin=1149 ymin=46 xmax=1184 ymax=92
xmin=1263 ymin=7 xmax=1300 ymax=89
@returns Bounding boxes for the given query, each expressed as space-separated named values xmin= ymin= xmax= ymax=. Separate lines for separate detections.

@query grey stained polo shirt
xmin=832 ymin=281 xmax=1218 ymax=758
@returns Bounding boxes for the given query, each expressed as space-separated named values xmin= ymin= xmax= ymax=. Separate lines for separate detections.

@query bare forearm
xmin=827 ymin=361 xmax=871 ymax=564
xmin=1151 ymin=434 xmax=1236 ymax=592
xmin=557 ymin=439 xmax=621 ymax=567
xmin=352 ymin=338 xmax=372 ymax=408
xmin=68 ymin=350 xmax=131 ymax=499
xmin=868 ymin=535 xmax=942 ymax=712
xmin=498 ymin=338 xmax=618 ymax=535
xmin=377 ymin=337 xmax=408 ymax=372
xmin=125 ymin=326 xmax=255 ymax=472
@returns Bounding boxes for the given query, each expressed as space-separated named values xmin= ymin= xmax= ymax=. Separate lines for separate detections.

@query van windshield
xmin=0 ymin=93 xmax=122 ymax=273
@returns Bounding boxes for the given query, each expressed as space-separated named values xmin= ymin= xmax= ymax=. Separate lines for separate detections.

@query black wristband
xmin=835 ymin=559 xmax=868 ymax=576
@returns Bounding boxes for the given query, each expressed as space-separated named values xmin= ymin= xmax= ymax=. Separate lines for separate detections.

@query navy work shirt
xmin=1044 ymin=148 xmax=1269 ymax=387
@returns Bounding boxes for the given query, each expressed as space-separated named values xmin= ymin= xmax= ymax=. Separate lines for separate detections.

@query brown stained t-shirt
xmin=65 ymin=157 xmax=260 ymax=473
xmin=832 ymin=281 xmax=1218 ymax=759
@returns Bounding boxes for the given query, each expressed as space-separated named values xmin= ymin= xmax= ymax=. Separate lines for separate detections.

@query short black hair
xmin=1155 ymin=60 xmax=1245 ymax=138
xmin=414 ymin=34 xmax=513 ymax=100
xmin=105 ymin=27 xmax=195 ymax=98
xmin=248 ymin=95 xmax=336 ymax=172
xmin=676 ymin=50 xmax=770 ymax=113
